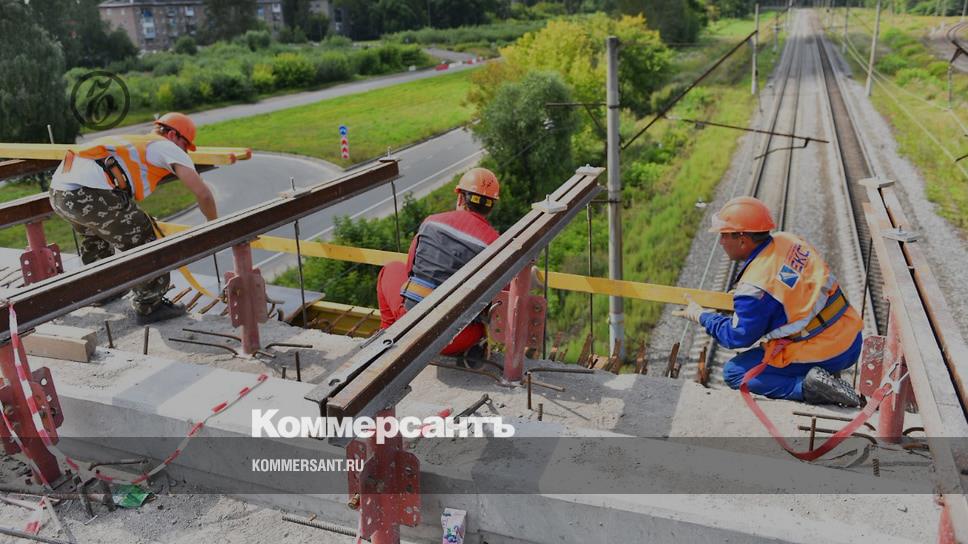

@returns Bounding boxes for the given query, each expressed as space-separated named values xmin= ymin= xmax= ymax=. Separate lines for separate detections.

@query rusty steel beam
xmin=0 ymin=166 xmax=219 ymax=230
xmin=0 ymin=159 xmax=60 ymax=181
xmin=863 ymin=185 xmax=968 ymax=541
xmin=305 ymin=166 xmax=603 ymax=425
xmin=0 ymin=160 xmax=399 ymax=342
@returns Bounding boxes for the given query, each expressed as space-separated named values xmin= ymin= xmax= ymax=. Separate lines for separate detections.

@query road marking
xmin=253 ymin=149 xmax=485 ymax=270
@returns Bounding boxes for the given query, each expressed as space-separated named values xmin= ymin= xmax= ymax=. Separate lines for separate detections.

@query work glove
xmin=671 ymin=294 xmax=708 ymax=324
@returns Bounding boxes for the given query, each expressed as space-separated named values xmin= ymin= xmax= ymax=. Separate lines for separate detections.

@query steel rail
xmin=305 ymin=166 xmax=604 ymax=424
xmin=0 ymin=166 xmax=218 ymax=230
xmin=0 ymin=160 xmax=399 ymax=342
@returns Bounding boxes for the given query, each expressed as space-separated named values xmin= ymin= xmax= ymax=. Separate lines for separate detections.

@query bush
xmin=155 ymin=79 xmax=194 ymax=110
xmin=313 ymin=52 xmax=353 ymax=83
xmin=399 ymin=44 xmax=429 ymax=67
xmin=209 ymin=70 xmax=255 ymax=101
xmin=323 ymin=35 xmax=353 ymax=48
xmin=271 ymin=52 xmax=314 ymax=87
xmin=928 ymin=61 xmax=950 ymax=79
xmin=876 ymin=54 xmax=909 ymax=76
xmin=174 ymin=36 xmax=198 ymax=55
xmin=251 ymin=63 xmax=276 ymax=92
xmin=243 ymin=29 xmax=272 ymax=51
xmin=376 ymin=43 xmax=403 ymax=71
xmin=278 ymin=26 xmax=308 ymax=44
xmin=896 ymin=68 xmax=934 ymax=86
xmin=152 ymin=57 xmax=183 ymax=76
xmin=354 ymin=48 xmax=383 ymax=75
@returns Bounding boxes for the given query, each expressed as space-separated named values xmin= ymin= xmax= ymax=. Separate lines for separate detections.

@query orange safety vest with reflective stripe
xmin=61 ymin=134 xmax=173 ymax=201
xmin=738 ymin=232 xmax=863 ymax=368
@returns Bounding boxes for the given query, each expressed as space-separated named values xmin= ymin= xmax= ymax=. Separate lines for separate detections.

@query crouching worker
xmin=377 ymin=168 xmax=501 ymax=361
xmin=674 ymin=196 xmax=864 ymax=406
xmin=49 ymin=112 xmax=218 ymax=324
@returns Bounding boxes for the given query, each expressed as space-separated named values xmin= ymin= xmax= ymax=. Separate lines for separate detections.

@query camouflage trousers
xmin=49 ymin=186 xmax=169 ymax=315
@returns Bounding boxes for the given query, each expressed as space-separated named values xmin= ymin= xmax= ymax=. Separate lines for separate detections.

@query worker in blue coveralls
xmin=673 ymin=196 xmax=864 ymax=406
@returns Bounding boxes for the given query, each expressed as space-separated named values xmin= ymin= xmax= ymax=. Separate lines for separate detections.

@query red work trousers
xmin=376 ymin=261 xmax=485 ymax=356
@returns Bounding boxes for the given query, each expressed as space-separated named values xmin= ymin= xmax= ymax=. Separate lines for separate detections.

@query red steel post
xmin=20 ymin=221 xmax=63 ymax=285
xmin=224 ymin=242 xmax=268 ymax=355
xmin=503 ymin=266 xmax=533 ymax=383
xmin=0 ymin=343 xmax=61 ymax=483
xmin=368 ymin=407 xmax=402 ymax=544
xmin=877 ymin=306 xmax=913 ymax=443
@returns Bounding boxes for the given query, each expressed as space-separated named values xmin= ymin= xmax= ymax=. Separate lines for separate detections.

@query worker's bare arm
xmin=174 ymin=164 xmax=218 ymax=221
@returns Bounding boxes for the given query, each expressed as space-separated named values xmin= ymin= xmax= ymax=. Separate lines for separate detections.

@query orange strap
xmin=740 ymin=340 xmax=893 ymax=461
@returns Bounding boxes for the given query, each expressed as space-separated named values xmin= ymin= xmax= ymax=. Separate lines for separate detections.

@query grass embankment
xmin=0 ymin=69 xmax=476 ymax=252
xmin=546 ymin=17 xmax=785 ymax=363
xmin=197 ymin=68 xmax=476 ymax=167
xmin=824 ymin=9 xmax=968 ymax=231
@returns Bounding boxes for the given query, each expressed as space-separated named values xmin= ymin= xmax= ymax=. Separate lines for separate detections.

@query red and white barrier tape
xmin=1 ymin=304 xmax=269 ymax=487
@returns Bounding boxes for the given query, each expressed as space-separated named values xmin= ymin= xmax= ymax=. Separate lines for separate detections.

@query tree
xmin=488 ymin=13 xmax=671 ymax=116
xmin=174 ymin=36 xmax=198 ymax=55
xmin=28 ymin=0 xmax=137 ymax=69
xmin=473 ymin=72 xmax=579 ymax=229
xmin=617 ymin=0 xmax=705 ymax=45
xmin=0 ymin=0 xmax=79 ymax=143
xmin=202 ymin=0 xmax=258 ymax=43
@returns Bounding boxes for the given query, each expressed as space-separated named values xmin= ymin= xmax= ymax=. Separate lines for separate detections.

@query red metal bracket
xmin=224 ymin=242 xmax=268 ymax=355
xmin=858 ymin=335 xmax=886 ymax=397
xmin=347 ymin=408 xmax=420 ymax=544
xmin=0 ymin=343 xmax=62 ymax=483
xmin=20 ymin=222 xmax=63 ymax=285
xmin=488 ymin=267 xmax=546 ymax=382
xmin=876 ymin=307 xmax=913 ymax=443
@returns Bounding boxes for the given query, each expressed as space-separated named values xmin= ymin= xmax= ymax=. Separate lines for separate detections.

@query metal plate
xmin=859 ymin=335 xmax=886 ymax=397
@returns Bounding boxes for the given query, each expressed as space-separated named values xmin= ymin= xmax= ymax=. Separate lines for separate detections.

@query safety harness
xmin=740 ymin=289 xmax=907 ymax=461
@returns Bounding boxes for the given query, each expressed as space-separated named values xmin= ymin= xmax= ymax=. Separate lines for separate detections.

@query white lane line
xmin=253 ymin=149 xmax=485 ymax=270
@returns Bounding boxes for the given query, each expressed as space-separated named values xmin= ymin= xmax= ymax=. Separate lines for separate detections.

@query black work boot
xmin=135 ymin=299 xmax=186 ymax=325
xmin=457 ymin=343 xmax=487 ymax=370
xmin=802 ymin=366 xmax=863 ymax=407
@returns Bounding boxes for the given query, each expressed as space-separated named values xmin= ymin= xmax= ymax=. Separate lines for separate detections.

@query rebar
xmin=538 ymin=403 xmax=544 ymax=421
xmin=184 ymin=292 xmax=203 ymax=312
xmin=809 ymin=418 xmax=817 ymax=452
xmin=182 ymin=328 xmax=241 ymax=342
xmin=527 ymin=373 xmax=533 ymax=410
xmin=143 ymin=326 xmax=149 ymax=355
xmin=455 ymin=394 xmax=490 ymax=422
xmin=170 ymin=287 xmax=192 ymax=303
xmin=168 ymin=337 xmax=239 ymax=356
xmin=264 ymin=342 xmax=314 ymax=349
xmin=0 ymin=526 xmax=72 ymax=544
xmin=872 ymin=457 xmax=880 ymax=477
xmin=104 ymin=320 xmax=114 ymax=349
xmin=295 ymin=351 xmax=302 ymax=382
xmin=528 ymin=367 xmax=594 ymax=374
xmin=793 ymin=410 xmax=876 ymax=431
xmin=281 ymin=514 xmax=357 ymax=537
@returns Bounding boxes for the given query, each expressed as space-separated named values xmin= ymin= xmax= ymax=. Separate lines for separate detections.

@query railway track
xmin=677 ymin=10 xmax=887 ymax=384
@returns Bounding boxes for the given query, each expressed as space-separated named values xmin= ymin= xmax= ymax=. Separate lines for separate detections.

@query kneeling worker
xmin=674 ymin=196 xmax=863 ymax=406
xmin=377 ymin=168 xmax=501 ymax=358
xmin=49 ymin=112 xmax=218 ymax=324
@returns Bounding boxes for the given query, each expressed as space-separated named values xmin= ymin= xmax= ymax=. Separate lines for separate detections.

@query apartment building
xmin=98 ymin=0 xmax=338 ymax=51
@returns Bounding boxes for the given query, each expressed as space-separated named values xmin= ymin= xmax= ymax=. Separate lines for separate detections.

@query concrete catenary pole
xmin=865 ymin=0 xmax=883 ymax=97
xmin=752 ymin=4 xmax=760 ymax=96
xmin=605 ymin=36 xmax=625 ymax=359
xmin=962 ymin=0 xmax=967 ymax=22
xmin=843 ymin=3 xmax=849 ymax=54
xmin=774 ymin=10 xmax=779 ymax=53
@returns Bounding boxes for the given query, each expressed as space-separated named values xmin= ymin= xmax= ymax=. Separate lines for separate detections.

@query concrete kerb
xmin=35 ymin=349 xmax=936 ymax=544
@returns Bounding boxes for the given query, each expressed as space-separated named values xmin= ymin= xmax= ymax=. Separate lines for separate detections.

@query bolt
xmin=872 ymin=458 xmax=880 ymax=477
xmin=538 ymin=403 xmax=543 ymax=421
xmin=347 ymin=493 xmax=360 ymax=510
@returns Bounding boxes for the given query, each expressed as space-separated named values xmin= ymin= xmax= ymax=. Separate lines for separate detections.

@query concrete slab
xmin=19 ymin=346 xmax=938 ymax=544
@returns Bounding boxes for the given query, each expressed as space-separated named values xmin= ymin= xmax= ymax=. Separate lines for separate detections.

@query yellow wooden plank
xmin=157 ymin=222 xmax=733 ymax=311
xmin=0 ymin=143 xmax=251 ymax=166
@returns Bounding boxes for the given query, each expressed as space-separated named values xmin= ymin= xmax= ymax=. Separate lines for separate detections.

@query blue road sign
xmin=339 ymin=125 xmax=348 ymax=136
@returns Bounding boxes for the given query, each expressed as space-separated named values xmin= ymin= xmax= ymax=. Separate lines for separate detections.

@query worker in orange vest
xmin=377 ymin=168 xmax=501 ymax=365
xmin=49 ymin=112 xmax=217 ymax=324
xmin=674 ymin=196 xmax=864 ymax=406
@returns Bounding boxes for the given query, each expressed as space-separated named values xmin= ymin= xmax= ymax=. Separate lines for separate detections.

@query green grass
xmin=197 ymin=69 xmax=477 ymax=166
xmin=824 ymin=9 xmax=968 ymax=231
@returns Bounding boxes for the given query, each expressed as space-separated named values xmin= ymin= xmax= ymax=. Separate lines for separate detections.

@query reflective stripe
xmin=401 ymin=280 xmax=434 ymax=300
xmin=124 ymin=142 xmax=151 ymax=199
xmin=763 ymin=274 xmax=838 ymax=340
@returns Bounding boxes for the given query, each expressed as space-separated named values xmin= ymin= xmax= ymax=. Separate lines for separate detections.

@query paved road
xmin=82 ymin=63 xmax=481 ymax=142
xmin=176 ymin=127 xmax=483 ymax=280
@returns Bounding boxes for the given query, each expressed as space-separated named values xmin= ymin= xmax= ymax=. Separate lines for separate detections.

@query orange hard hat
xmin=154 ymin=112 xmax=197 ymax=151
xmin=456 ymin=167 xmax=500 ymax=203
xmin=708 ymin=196 xmax=776 ymax=233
